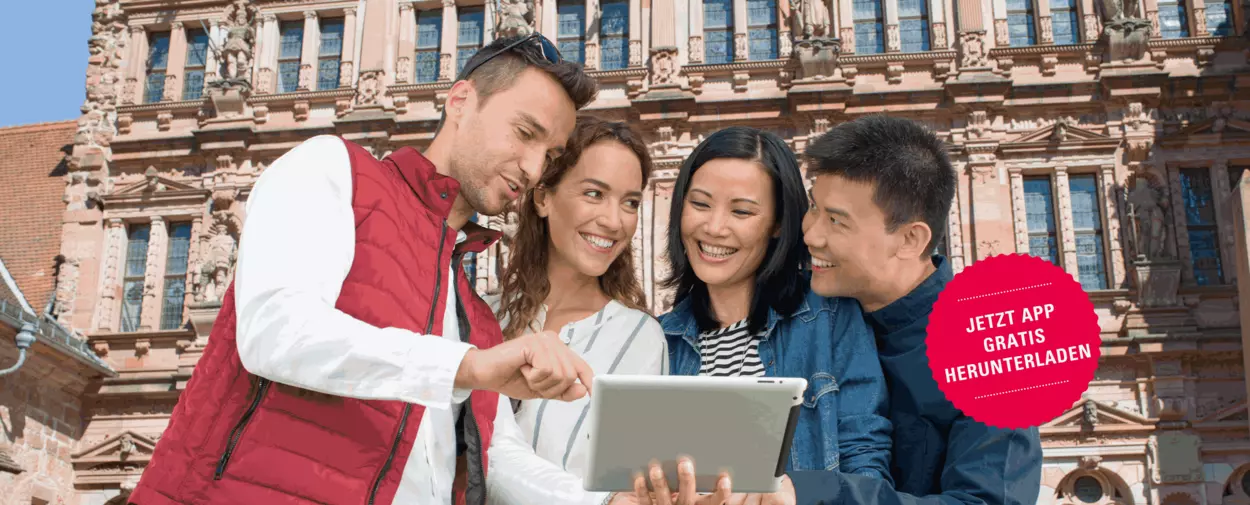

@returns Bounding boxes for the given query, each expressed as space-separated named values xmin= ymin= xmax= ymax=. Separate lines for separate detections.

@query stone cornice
xmin=249 ymin=88 xmax=357 ymax=104
xmin=841 ymin=50 xmax=958 ymax=65
xmin=587 ymin=67 xmax=649 ymax=80
xmin=118 ymin=99 xmax=206 ymax=114
xmin=989 ymin=43 xmax=1096 ymax=57
xmin=683 ymin=59 xmax=789 ymax=73
xmin=1148 ymin=35 xmax=1231 ymax=49
xmin=388 ymin=81 xmax=455 ymax=94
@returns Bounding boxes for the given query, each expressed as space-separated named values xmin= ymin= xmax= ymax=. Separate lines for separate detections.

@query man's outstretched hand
xmin=454 ymin=330 xmax=595 ymax=401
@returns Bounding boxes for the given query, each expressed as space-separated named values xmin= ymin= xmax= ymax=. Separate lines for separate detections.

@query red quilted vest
xmin=129 ymin=138 xmax=503 ymax=505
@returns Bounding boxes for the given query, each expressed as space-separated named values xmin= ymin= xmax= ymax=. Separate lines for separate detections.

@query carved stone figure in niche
xmin=1097 ymin=0 xmax=1151 ymax=62
xmin=1125 ymin=179 xmax=1170 ymax=261
xmin=496 ymin=0 xmax=534 ymax=39
xmin=356 ymin=71 xmax=382 ymax=106
xmin=959 ymin=31 xmax=988 ymax=69
xmin=217 ymin=0 xmax=257 ymax=86
xmin=789 ymin=0 xmax=831 ymax=40
xmin=194 ymin=191 xmax=243 ymax=303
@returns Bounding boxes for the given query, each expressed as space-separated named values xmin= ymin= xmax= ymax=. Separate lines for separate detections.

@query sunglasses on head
xmin=456 ymin=32 xmax=563 ymax=82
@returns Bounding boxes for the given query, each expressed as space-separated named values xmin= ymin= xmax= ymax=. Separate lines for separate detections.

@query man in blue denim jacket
xmin=794 ymin=115 xmax=1043 ymax=505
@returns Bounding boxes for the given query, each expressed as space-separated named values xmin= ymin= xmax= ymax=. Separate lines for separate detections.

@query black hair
xmin=662 ymin=127 xmax=810 ymax=334
xmin=804 ymin=115 xmax=956 ymax=256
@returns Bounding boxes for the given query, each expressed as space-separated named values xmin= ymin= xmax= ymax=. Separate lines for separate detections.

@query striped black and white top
xmin=698 ymin=318 xmax=766 ymax=377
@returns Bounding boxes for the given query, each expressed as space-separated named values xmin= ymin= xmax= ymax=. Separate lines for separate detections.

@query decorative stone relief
xmin=139 ymin=217 xmax=168 ymax=330
xmin=734 ymin=33 xmax=748 ymax=61
xmin=780 ymin=32 xmax=793 ymax=58
xmin=298 ymin=64 xmax=313 ymax=90
xmin=995 ymin=19 xmax=1010 ymax=46
xmin=629 ymin=40 xmax=643 ymax=67
xmin=1040 ymin=16 xmax=1054 ymax=43
xmin=356 ymin=70 xmax=383 ymax=106
xmin=93 ymin=219 xmax=127 ymax=332
xmin=887 ymin=62 xmax=904 ymax=83
xmin=649 ymin=47 xmax=679 ymax=86
xmin=396 ymin=57 xmax=411 ymax=84
xmin=840 ymin=27 xmax=856 ymax=54
xmin=1084 ymin=14 xmax=1101 ymax=41
xmin=887 ymin=24 xmax=901 ymax=52
xmin=585 ymin=42 xmax=600 ymax=70
xmin=338 ymin=61 xmax=354 ymax=88
xmin=933 ymin=22 xmax=947 ymax=49
xmin=792 ymin=37 xmax=842 ymax=80
xmin=688 ymin=36 xmax=704 ymax=63
xmin=966 ymin=110 xmax=991 ymax=140
xmin=960 ymin=31 xmax=988 ymax=69
xmin=1195 ymin=7 xmax=1207 ymax=34
xmin=440 ymin=54 xmax=453 ymax=81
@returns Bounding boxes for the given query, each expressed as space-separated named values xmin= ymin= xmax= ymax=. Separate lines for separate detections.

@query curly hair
xmin=496 ymin=115 xmax=653 ymax=339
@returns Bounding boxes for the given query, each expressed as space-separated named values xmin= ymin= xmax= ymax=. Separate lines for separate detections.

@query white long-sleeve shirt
xmin=233 ymin=135 xmax=597 ymax=505
xmin=482 ymin=294 xmax=668 ymax=505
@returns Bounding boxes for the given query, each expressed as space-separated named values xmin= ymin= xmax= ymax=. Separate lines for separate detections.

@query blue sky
xmin=0 ymin=1 xmax=93 ymax=128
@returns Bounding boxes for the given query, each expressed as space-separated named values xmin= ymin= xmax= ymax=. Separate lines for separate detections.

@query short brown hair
xmin=497 ymin=115 xmax=653 ymax=339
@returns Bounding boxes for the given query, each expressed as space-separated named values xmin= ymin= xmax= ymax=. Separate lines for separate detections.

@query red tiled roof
xmin=0 ymin=120 xmax=74 ymax=315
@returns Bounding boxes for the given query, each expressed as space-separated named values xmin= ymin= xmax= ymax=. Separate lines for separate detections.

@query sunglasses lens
xmin=539 ymin=37 xmax=560 ymax=63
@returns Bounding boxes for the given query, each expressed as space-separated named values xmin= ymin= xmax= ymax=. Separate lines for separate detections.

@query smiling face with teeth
xmin=533 ymin=139 xmax=644 ymax=278
xmin=679 ymin=158 xmax=777 ymax=301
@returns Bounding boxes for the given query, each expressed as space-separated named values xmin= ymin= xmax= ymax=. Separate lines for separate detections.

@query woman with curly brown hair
xmin=484 ymin=115 xmax=667 ymax=505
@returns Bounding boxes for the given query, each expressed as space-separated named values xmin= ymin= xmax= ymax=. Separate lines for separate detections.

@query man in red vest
xmin=129 ymin=34 xmax=603 ymax=505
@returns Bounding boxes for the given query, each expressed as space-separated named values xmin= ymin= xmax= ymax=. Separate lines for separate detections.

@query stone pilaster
xmin=166 ymin=22 xmax=188 ymax=101
xmin=299 ymin=11 xmax=320 ymax=90
xmin=140 ymin=217 xmax=168 ymax=331
xmin=93 ymin=219 xmax=127 ymax=333
xmin=1054 ymin=166 xmax=1079 ymax=282
xmin=885 ymin=0 xmax=901 ymax=51
xmin=1213 ymin=161 xmax=1237 ymax=283
xmin=340 ymin=7 xmax=358 ymax=87
xmin=733 ymin=0 xmax=747 ymax=60
xmin=440 ymin=0 xmax=458 ymax=80
xmin=397 ymin=3 xmax=416 ymax=83
xmin=629 ymin=0 xmax=643 ymax=66
xmin=1101 ymin=165 xmax=1127 ymax=288
xmin=1009 ymin=167 xmax=1029 ymax=253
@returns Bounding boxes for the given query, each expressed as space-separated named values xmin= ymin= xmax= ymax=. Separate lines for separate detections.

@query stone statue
xmin=1126 ymin=181 xmax=1169 ymax=261
xmin=789 ymin=0 xmax=832 ymax=40
xmin=119 ymin=433 xmax=136 ymax=460
xmin=1097 ymin=0 xmax=1151 ymax=61
xmin=217 ymin=0 xmax=256 ymax=86
xmin=1097 ymin=0 xmax=1142 ymax=21
xmin=194 ymin=193 xmax=243 ymax=303
xmin=496 ymin=0 xmax=534 ymax=39
xmin=1083 ymin=400 xmax=1099 ymax=425
xmin=497 ymin=210 xmax=520 ymax=280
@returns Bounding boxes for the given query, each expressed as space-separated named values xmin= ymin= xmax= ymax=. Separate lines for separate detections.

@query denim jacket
xmin=659 ymin=286 xmax=894 ymax=483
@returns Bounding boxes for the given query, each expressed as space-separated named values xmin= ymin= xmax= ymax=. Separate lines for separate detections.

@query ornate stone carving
xmin=648 ymin=47 xmax=679 ymax=86
xmin=54 ymin=254 xmax=82 ymax=327
xmin=1194 ymin=7 xmax=1207 ymax=34
xmin=218 ymin=0 xmax=257 ymax=85
xmin=338 ymin=61 xmax=353 ymax=88
xmin=1098 ymin=0 xmax=1151 ymax=61
xmin=688 ymin=36 xmax=704 ymax=63
xmin=255 ymin=68 xmax=273 ymax=94
xmin=788 ymin=0 xmax=831 ymax=39
xmin=1041 ymin=54 xmax=1058 ymax=76
xmin=995 ymin=19 xmax=1010 ymax=46
xmin=780 ymin=32 xmax=793 ymax=58
xmin=1039 ymin=16 xmax=1054 ymax=43
xmin=298 ymin=63 xmax=314 ymax=90
xmin=966 ymin=110 xmax=991 ymax=140
xmin=933 ymin=22 xmax=947 ymax=48
xmin=396 ymin=57 xmax=411 ymax=84
xmin=496 ymin=0 xmax=535 ymax=38
xmin=791 ymin=38 xmax=842 ymax=80
xmin=356 ymin=70 xmax=383 ymax=106
xmin=1126 ymin=178 xmax=1171 ymax=261
xmin=840 ymin=26 xmax=856 ymax=54
xmin=629 ymin=40 xmax=643 ymax=67
xmin=887 ymin=61 xmax=904 ymax=83
xmin=93 ymin=219 xmax=126 ymax=332
xmin=585 ymin=42 xmax=600 ymax=70
xmin=734 ymin=32 xmax=748 ymax=61
xmin=887 ymin=24 xmax=901 ymax=51
xmin=140 ymin=218 xmax=167 ymax=329
xmin=77 ymin=0 xmax=128 ymax=151
xmin=1084 ymin=14 xmax=1100 ymax=41
xmin=193 ymin=190 xmax=243 ymax=304
xmin=960 ymin=31 xmax=988 ymax=69
xmin=440 ymin=53 xmax=453 ymax=80
xmin=1083 ymin=400 xmax=1099 ymax=425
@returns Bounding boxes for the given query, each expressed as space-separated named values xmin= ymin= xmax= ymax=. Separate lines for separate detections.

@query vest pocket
xmin=214 ymin=376 xmax=272 ymax=480
xmin=802 ymin=373 xmax=840 ymax=409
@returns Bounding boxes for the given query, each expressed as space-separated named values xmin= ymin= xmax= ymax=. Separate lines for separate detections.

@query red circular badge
xmin=926 ymin=253 xmax=1100 ymax=430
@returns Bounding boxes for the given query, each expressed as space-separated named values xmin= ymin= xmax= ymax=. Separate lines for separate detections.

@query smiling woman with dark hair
xmin=654 ymin=126 xmax=894 ymax=502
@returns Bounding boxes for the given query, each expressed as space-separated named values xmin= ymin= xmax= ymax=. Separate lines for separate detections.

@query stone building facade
xmin=4 ymin=0 xmax=1250 ymax=502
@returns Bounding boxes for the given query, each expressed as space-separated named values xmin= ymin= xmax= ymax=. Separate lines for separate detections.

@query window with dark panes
xmin=557 ymin=0 xmax=586 ymax=64
xmin=161 ymin=223 xmax=193 ymax=330
xmin=1024 ymin=177 xmax=1059 ymax=265
xmin=1157 ymin=0 xmax=1189 ymax=38
xmin=853 ymin=0 xmax=885 ymax=53
xmin=1180 ymin=168 xmax=1223 ymax=285
xmin=600 ymin=0 xmax=630 ymax=69
xmin=457 ymin=8 xmax=485 ymax=76
xmin=1069 ymin=175 xmax=1108 ymax=290
xmin=748 ymin=0 xmax=778 ymax=60
xmin=416 ymin=10 xmax=443 ymax=82
xmin=1207 ymin=0 xmax=1234 ymax=35
xmin=278 ymin=21 xmax=304 ymax=92
xmin=122 ymin=225 xmax=151 ymax=332
xmin=183 ymin=29 xmax=209 ymax=100
xmin=1050 ymin=0 xmax=1080 ymax=44
xmin=1006 ymin=0 xmax=1037 ymax=46
xmin=146 ymin=31 xmax=171 ymax=103
xmin=898 ymin=0 xmax=931 ymax=52
xmin=704 ymin=0 xmax=734 ymax=63
xmin=318 ymin=18 xmax=345 ymax=90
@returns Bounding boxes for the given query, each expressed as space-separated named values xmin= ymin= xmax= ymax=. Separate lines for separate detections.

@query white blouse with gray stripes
xmin=483 ymin=295 xmax=668 ymax=504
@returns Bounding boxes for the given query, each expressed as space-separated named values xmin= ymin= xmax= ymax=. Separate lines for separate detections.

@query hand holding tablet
xmin=583 ymin=375 xmax=806 ymax=497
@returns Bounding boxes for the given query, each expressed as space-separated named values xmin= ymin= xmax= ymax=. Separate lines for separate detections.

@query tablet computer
xmin=582 ymin=375 xmax=806 ymax=494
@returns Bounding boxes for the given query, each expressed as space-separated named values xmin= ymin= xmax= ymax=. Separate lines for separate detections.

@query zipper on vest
xmin=452 ymin=253 xmax=487 ymax=505
xmin=367 ymin=222 xmax=448 ymax=505
xmin=213 ymin=377 xmax=272 ymax=480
